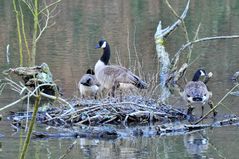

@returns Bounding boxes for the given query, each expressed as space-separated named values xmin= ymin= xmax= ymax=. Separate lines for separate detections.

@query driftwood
xmin=154 ymin=0 xmax=190 ymax=103
xmin=2 ymin=63 xmax=58 ymax=96
xmin=0 ymin=63 xmax=74 ymax=112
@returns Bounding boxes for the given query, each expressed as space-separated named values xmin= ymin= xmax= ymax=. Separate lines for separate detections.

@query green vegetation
xmin=12 ymin=0 xmax=61 ymax=66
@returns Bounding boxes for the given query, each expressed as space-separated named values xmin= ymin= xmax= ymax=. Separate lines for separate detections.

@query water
xmin=1 ymin=0 xmax=239 ymax=158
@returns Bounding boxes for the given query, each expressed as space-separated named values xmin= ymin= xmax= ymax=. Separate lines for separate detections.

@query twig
xmin=127 ymin=25 xmax=131 ymax=68
xmin=156 ymin=0 xmax=190 ymax=38
xmin=172 ymin=35 xmax=239 ymax=66
xmin=40 ymin=92 xmax=74 ymax=110
xmin=165 ymin=0 xmax=191 ymax=51
xmin=58 ymin=139 xmax=77 ymax=159
xmin=39 ymin=0 xmax=61 ymax=14
xmin=194 ymin=83 xmax=239 ymax=124
xmin=76 ymin=115 xmax=102 ymax=125
xmin=0 ymin=94 xmax=29 ymax=112
xmin=133 ymin=24 xmax=142 ymax=77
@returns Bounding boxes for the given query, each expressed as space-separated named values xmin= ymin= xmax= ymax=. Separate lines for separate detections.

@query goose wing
xmin=102 ymin=65 xmax=147 ymax=89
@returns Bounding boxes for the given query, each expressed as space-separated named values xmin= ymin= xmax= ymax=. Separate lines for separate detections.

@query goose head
xmin=95 ymin=39 xmax=107 ymax=49
xmin=86 ymin=69 xmax=95 ymax=75
xmin=192 ymin=69 xmax=207 ymax=81
xmin=79 ymin=69 xmax=100 ymax=99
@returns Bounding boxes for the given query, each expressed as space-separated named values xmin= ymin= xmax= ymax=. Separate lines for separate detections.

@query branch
xmin=39 ymin=0 xmax=61 ymax=14
xmin=36 ymin=1 xmax=50 ymax=42
xmin=172 ymin=35 xmax=239 ymax=66
xmin=21 ymin=0 xmax=34 ymax=15
xmin=194 ymin=83 xmax=239 ymax=124
xmin=155 ymin=0 xmax=190 ymax=38
xmin=0 ymin=94 xmax=29 ymax=112
xmin=40 ymin=92 xmax=74 ymax=110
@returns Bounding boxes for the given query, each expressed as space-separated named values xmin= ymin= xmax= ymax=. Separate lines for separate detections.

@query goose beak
xmin=95 ymin=44 xmax=100 ymax=49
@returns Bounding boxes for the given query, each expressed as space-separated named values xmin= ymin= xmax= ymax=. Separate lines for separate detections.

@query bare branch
xmin=171 ymin=35 xmax=239 ymax=66
xmin=36 ymin=2 xmax=50 ymax=42
xmin=156 ymin=0 xmax=190 ymax=38
xmin=0 ymin=94 xmax=29 ymax=112
xmin=39 ymin=0 xmax=61 ymax=14
xmin=21 ymin=0 xmax=34 ymax=15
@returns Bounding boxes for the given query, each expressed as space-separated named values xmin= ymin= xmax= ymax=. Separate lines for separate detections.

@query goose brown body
xmin=94 ymin=39 xmax=147 ymax=97
xmin=182 ymin=69 xmax=215 ymax=117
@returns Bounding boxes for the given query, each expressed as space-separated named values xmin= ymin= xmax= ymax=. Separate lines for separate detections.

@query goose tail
xmin=133 ymin=76 xmax=148 ymax=89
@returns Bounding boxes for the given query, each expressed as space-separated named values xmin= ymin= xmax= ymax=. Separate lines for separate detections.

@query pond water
xmin=1 ymin=0 xmax=239 ymax=158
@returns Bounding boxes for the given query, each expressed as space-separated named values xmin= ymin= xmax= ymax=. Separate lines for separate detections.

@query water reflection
xmin=1 ymin=0 xmax=239 ymax=158
xmin=184 ymin=131 xmax=208 ymax=159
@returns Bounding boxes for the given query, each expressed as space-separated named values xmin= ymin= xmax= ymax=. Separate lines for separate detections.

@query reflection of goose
xmin=184 ymin=131 xmax=209 ymax=157
xmin=94 ymin=39 xmax=147 ymax=97
xmin=182 ymin=69 xmax=213 ymax=116
xmin=78 ymin=69 xmax=100 ymax=99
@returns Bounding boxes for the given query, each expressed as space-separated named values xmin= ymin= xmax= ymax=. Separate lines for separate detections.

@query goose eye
xmin=204 ymin=94 xmax=207 ymax=96
xmin=187 ymin=94 xmax=190 ymax=97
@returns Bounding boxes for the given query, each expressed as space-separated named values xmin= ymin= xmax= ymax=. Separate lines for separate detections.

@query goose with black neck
xmin=182 ymin=69 xmax=216 ymax=118
xmin=94 ymin=39 xmax=148 ymax=97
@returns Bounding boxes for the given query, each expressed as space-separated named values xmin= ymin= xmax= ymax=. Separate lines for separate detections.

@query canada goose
xmin=182 ymin=69 xmax=215 ymax=117
xmin=78 ymin=69 xmax=100 ymax=99
xmin=183 ymin=131 xmax=208 ymax=156
xmin=94 ymin=39 xmax=147 ymax=97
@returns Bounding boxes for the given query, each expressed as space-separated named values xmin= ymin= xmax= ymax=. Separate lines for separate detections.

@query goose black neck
xmin=100 ymin=43 xmax=110 ymax=65
xmin=192 ymin=70 xmax=201 ymax=81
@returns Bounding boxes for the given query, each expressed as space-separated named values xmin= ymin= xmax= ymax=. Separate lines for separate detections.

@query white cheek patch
xmin=101 ymin=41 xmax=106 ymax=48
xmin=187 ymin=97 xmax=194 ymax=103
xmin=202 ymin=95 xmax=208 ymax=101
xmin=200 ymin=70 xmax=205 ymax=76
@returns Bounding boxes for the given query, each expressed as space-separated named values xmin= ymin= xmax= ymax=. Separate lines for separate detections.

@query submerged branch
xmin=58 ymin=140 xmax=77 ymax=159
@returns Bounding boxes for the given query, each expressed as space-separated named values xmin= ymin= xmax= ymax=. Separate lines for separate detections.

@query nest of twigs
xmin=9 ymin=96 xmax=188 ymax=127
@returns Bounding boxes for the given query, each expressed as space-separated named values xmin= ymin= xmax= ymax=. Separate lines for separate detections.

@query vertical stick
xmin=13 ymin=0 xmax=23 ymax=66
xmin=19 ymin=95 xmax=41 ymax=159
xmin=31 ymin=0 xmax=39 ymax=66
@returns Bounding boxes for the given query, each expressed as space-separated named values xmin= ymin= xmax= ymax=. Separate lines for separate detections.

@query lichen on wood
xmin=154 ymin=0 xmax=190 ymax=103
xmin=2 ymin=63 xmax=57 ymax=95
